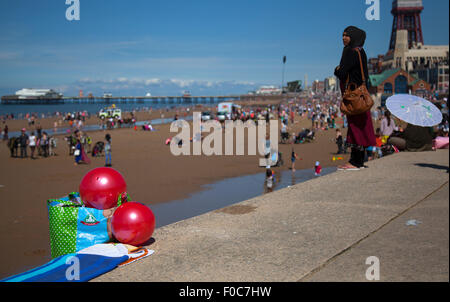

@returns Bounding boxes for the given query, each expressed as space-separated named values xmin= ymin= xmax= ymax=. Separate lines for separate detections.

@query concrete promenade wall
xmin=94 ymin=150 xmax=449 ymax=282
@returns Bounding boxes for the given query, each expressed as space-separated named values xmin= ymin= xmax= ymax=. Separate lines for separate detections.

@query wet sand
xmin=1 ymin=105 xmax=211 ymax=133
xmin=0 ymin=108 xmax=350 ymax=279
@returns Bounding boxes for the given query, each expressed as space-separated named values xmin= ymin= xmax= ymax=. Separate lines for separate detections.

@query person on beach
xmin=334 ymin=26 xmax=376 ymax=171
xmin=314 ymin=161 xmax=322 ymax=176
xmin=19 ymin=128 xmax=29 ymax=158
xmin=265 ymin=167 xmax=274 ymax=193
xmin=86 ymin=135 xmax=92 ymax=153
xmin=336 ymin=129 xmax=344 ymax=154
xmin=40 ymin=132 xmax=49 ymax=157
xmin=73 ymin=130 xmax=91 ymax=165
xmin=29 ymin=131 xmax=37 ymax=159
xmin=367 ymin=128 xmax=383 ymax=160
xmin=36 ymin=124 xmax=42 ymax=141
xmin=291 ymin=148 xmax=298 ymax=172
xmin=388 ymin=123 xmax=434 ymax=152
xmin=74 ymin=138 xmax=83 ymax=165
xmin=380 ymin=110 xmax=397 ymax=144
xmin=3 ymin=124 xmax=8 ymax=141
xmin=104 ymin=134 xmax=112 ymax=167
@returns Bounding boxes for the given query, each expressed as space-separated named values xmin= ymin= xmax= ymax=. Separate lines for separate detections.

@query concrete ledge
xmin=94 ymin=150 xmax=449 ymax=282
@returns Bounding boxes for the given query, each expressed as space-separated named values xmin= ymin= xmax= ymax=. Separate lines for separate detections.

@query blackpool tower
xmin=389 ymin=0 xmax=424 ymax=51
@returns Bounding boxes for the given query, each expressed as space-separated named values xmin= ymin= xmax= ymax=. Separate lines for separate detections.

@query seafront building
xmin=367 ymin=0 xmax=449 ymax=107
xmin=14 ymin=88 xmax=62 ymax=99
xmin=255 ymin=85 xmax=282 ymax=95
xmin=1 ymin=88 xmax=64 ymax=104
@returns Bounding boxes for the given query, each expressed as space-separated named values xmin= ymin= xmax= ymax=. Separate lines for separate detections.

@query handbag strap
xmin=354 ymin=48 xmax=366 ymax=83
xmin=345 ymin=48 xmax=366 ymax=86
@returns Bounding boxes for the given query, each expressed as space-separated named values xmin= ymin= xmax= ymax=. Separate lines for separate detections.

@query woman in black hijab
xmin=334 ymin=26 xmax=376 ymax=170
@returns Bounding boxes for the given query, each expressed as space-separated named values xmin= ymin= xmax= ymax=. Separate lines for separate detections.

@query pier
xmin=1 ymin=95 xmax=241 ymax=105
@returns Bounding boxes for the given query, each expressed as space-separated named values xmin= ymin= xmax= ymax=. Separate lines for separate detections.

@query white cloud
xmin=145 ymin=78 xmax=162 ymax=85
xmin=70 ymin=77 xmax=266 ymax=96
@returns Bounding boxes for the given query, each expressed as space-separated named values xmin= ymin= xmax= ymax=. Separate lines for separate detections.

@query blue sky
xmin=0 ymin=0 xmax=448 ymax=96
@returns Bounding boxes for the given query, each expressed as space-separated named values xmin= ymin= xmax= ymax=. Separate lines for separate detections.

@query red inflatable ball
xmin=111 ymin=202 xmax=155 ymax=246
xmin=79 ymin=167 xmax=127 ymax=210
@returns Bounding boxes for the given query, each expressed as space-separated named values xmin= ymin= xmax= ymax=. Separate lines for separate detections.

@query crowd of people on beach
xmin=5 ymin=127 xmax=56 ymax=159
xmin=1 ymin=25 xmax=449 ymax=181
xmin=2 ymin=91 xmax=448 ymax=171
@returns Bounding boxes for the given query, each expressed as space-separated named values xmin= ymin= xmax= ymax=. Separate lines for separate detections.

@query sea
xmin=0 ymin=100 xmax=218 ymax=119
xmin=0 ymin=100 xmax=216 ymax=137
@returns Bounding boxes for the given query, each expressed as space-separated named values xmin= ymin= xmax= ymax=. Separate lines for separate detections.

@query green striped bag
xmin=47 ymin=192 xmax=128 ymax=258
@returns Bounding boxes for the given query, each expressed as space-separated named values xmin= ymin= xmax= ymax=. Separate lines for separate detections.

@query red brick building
xmin=369 ymin=68 xmax=431 ymax=106
xmin=369 ymin=68 xmax=430 ymax=94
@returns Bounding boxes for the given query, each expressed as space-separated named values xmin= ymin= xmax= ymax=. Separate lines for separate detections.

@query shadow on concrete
xmin=415 ymin=163 xmax=449 ymax=173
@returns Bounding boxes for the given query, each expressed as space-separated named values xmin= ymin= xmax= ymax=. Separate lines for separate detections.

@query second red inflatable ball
xmin=111 ymin=202 xmax=155 ymax=246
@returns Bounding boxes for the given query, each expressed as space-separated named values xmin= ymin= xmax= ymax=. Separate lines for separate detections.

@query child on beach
xmin=336 ymin=129 xmax=344 ymax=154
xmin=105 ymin=134 xmax=112 ymax=167
xmin=314 ymin=161 xmax=322 ymax=176
xmin=265 ymin=167 xmax=274 ymax=193
xmin=367 ymin=128 xmax=384 ymax=160
xmin=291 ymin=149 xmax=298 ymax=172
xmin=86 ymin=135 xmax=92 ymax=153
xmin=74 ymin=139 xmax=82 ymax=165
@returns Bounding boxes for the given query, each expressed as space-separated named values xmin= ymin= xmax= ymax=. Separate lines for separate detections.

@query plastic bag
xmin=47 ymin=192 xmax=126 ymax=258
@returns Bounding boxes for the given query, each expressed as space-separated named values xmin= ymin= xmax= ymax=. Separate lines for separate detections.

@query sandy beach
xmin=0 ymin=103 xmax=351 ymax=279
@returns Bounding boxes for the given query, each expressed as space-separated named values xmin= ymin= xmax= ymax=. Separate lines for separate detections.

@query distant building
xmin=414 ymin=62 xmax=449 ymax=92
xmin=312 ymin=80 xmax=325 ymax=93
xmin=286 ymin=80 xmax=302 ymax=93
xmin=382 ymin=30 xmax=449 ymax=72
xmin=369 ymin=68 xmax=431 ymax=107
xmin=368 ymin=55 xmax=385 ymax=75
xmin=368 ymin=0 xmax=449 ymax=95
xmin=1 ymin=88 xmax=63 ymax=103
xmin=389 ymin=0 xmax=424 ymax=51
xmin=255 ymin=85 xmax=282 ymax=95
xmin=324 ymin=76 xmax=338 ymax=93
xmin=437 ymin=63 xmax=450 ymax=92
xmin=15 ymin=88 xmax=62 ymax=99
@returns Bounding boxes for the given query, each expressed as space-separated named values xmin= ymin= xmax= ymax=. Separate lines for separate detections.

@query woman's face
xmin=343 ymin=32 xmax=351 ymax=46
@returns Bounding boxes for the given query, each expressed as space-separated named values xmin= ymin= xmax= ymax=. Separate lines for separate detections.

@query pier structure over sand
xmin=1 ymin=95 xmax=240 ymax=105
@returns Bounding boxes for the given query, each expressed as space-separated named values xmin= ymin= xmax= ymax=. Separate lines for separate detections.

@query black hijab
xmin=339 ymin=26 xmax=366 ymax=66
xmin=344 ymin=26 xmax=366 ymax=48
xmin=336 ymin=26 xmax=369 ymax=88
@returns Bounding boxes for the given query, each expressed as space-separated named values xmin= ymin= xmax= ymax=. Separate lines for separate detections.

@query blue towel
xmin=1 ymin=253 xmax=128 ymax=282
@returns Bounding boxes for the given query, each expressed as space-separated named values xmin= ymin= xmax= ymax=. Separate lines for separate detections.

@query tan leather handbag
xmin=340 ymin=48 xmax=374 ymax=116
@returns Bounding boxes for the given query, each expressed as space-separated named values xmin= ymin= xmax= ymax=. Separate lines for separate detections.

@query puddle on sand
xmin=8 ymin=116 xmax=193 ymax=137
xmin=149 ymin=167 xmax=337 ymax=228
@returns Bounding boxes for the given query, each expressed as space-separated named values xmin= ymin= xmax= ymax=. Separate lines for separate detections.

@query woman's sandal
xmin=337 ymin=164 xmax=360 ymax=171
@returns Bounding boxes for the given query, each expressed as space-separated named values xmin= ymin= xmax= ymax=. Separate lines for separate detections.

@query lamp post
xmin=282 ymin=56 xmax=286 ymax=94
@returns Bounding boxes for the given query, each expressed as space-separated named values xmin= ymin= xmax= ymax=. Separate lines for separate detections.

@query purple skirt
xmin=346 ymin=111 xmax=376 ymax=147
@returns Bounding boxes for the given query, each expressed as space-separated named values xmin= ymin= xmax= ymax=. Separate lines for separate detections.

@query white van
xmin=98 ymin=108 xmax=122 ymax=120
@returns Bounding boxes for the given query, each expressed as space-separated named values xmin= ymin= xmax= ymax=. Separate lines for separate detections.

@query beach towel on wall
xmin=433 ymin=136 xmax=449 ymax=149
xmin=47 ymin=192 xmax=127 ymax=258
xmin=1 ymin=244 xmax=154 ymax=282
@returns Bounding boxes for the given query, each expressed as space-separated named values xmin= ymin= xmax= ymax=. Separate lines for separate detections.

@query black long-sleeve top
xmin=334 ymin=48 xmax=370 ymax=88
